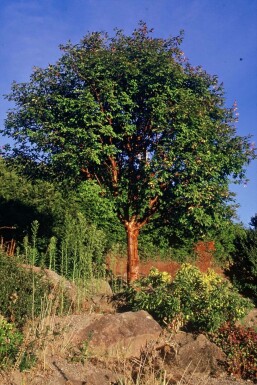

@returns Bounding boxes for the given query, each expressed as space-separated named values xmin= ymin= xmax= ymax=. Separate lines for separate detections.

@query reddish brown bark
xmin=125 ymin=221 xmax=140 ymax=283
xmin=124 ymin=196 xmax=160 ymax=283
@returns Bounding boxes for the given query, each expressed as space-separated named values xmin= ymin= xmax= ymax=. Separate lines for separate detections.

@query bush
xmin=209 ymin=323 xmax=257 ymax=382
xmin=227 ymin=228 xmax=257 ymax=304
xmin=172 ymin=264 xmax=252 ymax=331
xmin=0 ymin=315 xmax=23 ymax=369
xmin=126 ymin=268 xmax=181 ymax=325
xmin=126 ymin=265 xmax=253 ymax=332
xmin=0 ymin=251 xmax=51 ymax=329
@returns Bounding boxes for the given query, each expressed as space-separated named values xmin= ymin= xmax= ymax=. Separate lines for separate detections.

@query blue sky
xmin=0 ymin=0 xmax=256 ymax=226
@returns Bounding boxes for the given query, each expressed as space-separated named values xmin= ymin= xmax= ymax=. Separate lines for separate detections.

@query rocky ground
xmin=1 ymin=273 xmax=256 ymax=385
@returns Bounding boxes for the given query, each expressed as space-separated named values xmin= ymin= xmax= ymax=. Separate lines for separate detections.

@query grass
xmin=0 ymin=216 xmax=110 ymax=378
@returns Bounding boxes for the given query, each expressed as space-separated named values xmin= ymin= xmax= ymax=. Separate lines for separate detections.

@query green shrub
xmin=126 ymin=268 xmax=181 ymax=324
xmin=0 ymin=315 xmax=23 ymax=369
xmin=0 ymin=251 xmax=51 ymax=328
xmin=172 ymin=264 xmax=252 ymax=331
xmin=209 ymin=323 xmax=257 ymax=382
xmin=77 ymin=180 xmax=125 ymax=250
xmin=227 ymin=228 xmax=257 ymax=304
xmin=126 ymin=265 xmax=253 ymax=332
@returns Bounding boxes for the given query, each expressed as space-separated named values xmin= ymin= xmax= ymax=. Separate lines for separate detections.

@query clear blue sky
xmin=0 ymin=0 xmax=256 ymax=226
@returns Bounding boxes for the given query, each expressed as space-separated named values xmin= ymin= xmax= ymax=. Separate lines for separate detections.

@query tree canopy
xmin=2 ymin=22 xmax=255 ymax=281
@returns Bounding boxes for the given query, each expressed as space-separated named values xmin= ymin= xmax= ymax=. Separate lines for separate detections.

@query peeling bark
xmin=126 ymin=221 xmax=140 ymax=283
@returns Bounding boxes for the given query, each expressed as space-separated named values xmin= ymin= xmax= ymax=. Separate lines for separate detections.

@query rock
xmin=21 ymin=264 xmax=79 ymax=302
xmin=87 ymin=278 xmax=115 ymax=314
xmin=173 ymin=332 xmax=226 ymax=376
xmin=20 ymin=265 xmax=114 ymax=313
xmin=0 ymin=359 xmax=118 ymax=385
xmin=72 ymin=310 xmax=162 ymax=358
xmin=86 ymin=278 xmax=113 ymax=296
xmin=46 ymin=357 xmax=118 ymax=385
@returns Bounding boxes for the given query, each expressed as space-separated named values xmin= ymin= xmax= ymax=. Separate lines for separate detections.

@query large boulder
xmin=71 ymin=310 xmax=162 ymax=358
xmin=173 ymin=332 xmax=226 ymax=375
xmin=21 ymin=265 xmax=114 ymax=313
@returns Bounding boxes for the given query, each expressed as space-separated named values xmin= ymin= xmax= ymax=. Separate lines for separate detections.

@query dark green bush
xmin=0 ymin=251 xmax=51 ymax=329
xmin=227 ymin=227 xmax=257 ymax=304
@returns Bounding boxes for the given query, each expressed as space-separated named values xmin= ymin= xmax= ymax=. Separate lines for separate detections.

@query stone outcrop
xmin=173 ymin=332 xmax=226 ymax=375
xmin=1 ymin=309 xmax=254 ymax=385
xmin=71 ymin=310 xmax=162 ymax=358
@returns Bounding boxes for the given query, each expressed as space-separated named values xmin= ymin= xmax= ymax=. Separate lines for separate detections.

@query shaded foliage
xmin=0 ymin=251 xmax=51 ymax=329
xmin=227 ymin=225 xmax=257 ymax=304
xmin=0 ymin=158 xmax=66 ymax=245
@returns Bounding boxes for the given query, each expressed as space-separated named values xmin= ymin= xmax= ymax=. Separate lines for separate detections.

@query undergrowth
xmin=0 ymin=250 xmax=52 ymax=329
xmin=209 ymin=323 xmax=257 ymax=382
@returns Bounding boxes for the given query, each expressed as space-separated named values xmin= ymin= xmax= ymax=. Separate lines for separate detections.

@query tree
xmin=250 ymin=213 xmax=257 ymax=230
xmin=0 ymin=157 xmax=67 ymax=244
xmin=2 ymin=23 xmax=255 ymax=281
xmin=227 ymin=224 xmax=257 ymax=303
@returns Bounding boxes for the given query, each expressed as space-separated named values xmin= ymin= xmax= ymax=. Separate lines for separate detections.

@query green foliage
xmin=172 ymin=264 xmax=252 ymax=331
xmin=227 ymin=226 xmax=257 ymax=304
xmin=58 ymin=212 xmax=107 ymax=280
xmin=210 ymin=323 xmax=257 ymax=382
xmin=0 ymin=250 xmax=50 ymax=328
xmin=0 ymin=315 xmax=23 ymax=369
xmin=126 ymin=265 xmax=253 ymax=332
xmin=0 ymin=158 xmax=69 ymax=247
xmin=2 ymin=22 xmax=255 ymax=260
xmin=126 ymin=268 xmax=181 ymax=326
xmin=250 ymin=213 xmax=257 ymax=229
xmin=76 ymin=180 xmax=125 ymax=249
xmin=138 ymin=222 xmax=194 ymax=262
xmin=0 ymin=158 xmax=108 ymax=279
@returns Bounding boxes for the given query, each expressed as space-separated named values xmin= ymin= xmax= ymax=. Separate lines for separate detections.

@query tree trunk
xmin=126 ymin=222 xmax=140 ymax=283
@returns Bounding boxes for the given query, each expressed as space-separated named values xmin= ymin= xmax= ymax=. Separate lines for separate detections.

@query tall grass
xmin=48 ymin=236 xmax=57 ymax=271
xmin=16 ymin=213 xmax=108 ymax=312
xmin=20 ymin=213 xmax=107 ymax=283
xmin=0 ymin=212 xmax=110 ymax=375
xmin=31 ymin=220 xmax=39 ymax=325
xmin=59 ymin=212 xmax=106 ymax=282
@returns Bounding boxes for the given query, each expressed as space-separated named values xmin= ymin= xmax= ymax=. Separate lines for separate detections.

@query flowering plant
xmin=126 ymin=264 xmax=253 ymax=332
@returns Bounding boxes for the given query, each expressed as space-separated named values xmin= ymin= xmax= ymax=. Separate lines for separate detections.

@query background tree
xmin=227 ymin=222 xmax=257 ymax=304
xmin=0 ymin=158 xmax=64 ymax=244
xmin=250 ymin=213 xmax=257 ymax=230
xmin=2 ymin=23 xmax=255 ymax=281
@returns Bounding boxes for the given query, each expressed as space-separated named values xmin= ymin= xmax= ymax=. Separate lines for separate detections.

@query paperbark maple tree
xmin=2 ymin=23 xmax=255 ymax=281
